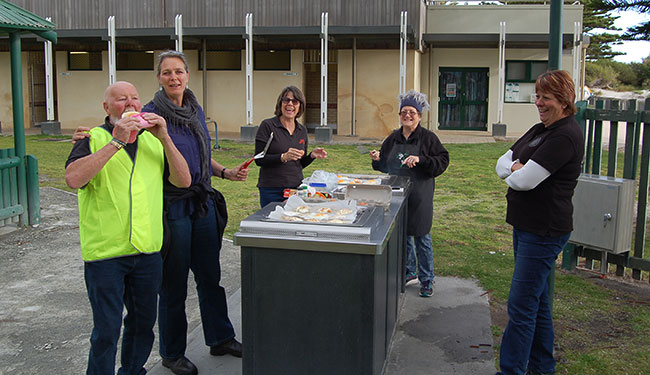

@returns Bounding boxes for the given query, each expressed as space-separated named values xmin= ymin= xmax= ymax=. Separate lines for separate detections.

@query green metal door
xmin=438 ymin=68 xmax=488 ymax=130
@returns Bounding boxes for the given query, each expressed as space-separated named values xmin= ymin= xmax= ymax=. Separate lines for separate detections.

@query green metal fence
xmin=562 ymin=98 xmax=650 ymax=282
xmin=0 ymin=148 xmax=40 ymax=227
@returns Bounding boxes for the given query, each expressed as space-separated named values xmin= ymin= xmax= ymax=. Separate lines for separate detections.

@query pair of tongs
xmin=243 ymin=132 xmax=274 ymax=168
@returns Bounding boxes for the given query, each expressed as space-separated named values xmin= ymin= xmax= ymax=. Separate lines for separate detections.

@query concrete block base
xmin=38 ymin=121 xmax=61 ymax=136
xmin=240 ymin=125 xmax=258 ymax=142
xmin=492 ymin=123 xmax=507 ymax=137
xmin=315 ymin=127 xmax=333 ymax=143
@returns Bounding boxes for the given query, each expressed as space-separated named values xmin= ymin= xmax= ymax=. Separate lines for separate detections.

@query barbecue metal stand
xmin=234 ymin=177 xmax=411 ymax=375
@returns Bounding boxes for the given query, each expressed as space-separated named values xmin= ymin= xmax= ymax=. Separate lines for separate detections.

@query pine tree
xmin=583 ymin=0 xmax=624 ymax=60
xmin=606 ymin=0 xmax=650 ymax=40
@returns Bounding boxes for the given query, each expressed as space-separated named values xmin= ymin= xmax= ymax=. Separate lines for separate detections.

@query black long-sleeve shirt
xmin=255 ymin=116 xmax=315 ymax=189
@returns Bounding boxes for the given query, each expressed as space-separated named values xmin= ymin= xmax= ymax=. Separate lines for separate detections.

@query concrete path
xmin=0 ymin=187 xmax=496 ymax=374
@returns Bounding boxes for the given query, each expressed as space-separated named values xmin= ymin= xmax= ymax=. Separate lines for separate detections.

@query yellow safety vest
xmin=78 ymin=127 xmax=165 ymax=261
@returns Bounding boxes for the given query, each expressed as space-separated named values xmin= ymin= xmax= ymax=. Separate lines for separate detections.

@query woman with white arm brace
xmin=494 ymin=70 xmax=584 ymax=375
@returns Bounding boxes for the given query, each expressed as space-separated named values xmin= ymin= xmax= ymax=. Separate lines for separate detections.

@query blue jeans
xmin=159 ymin=202 xmax=235 ymax=360
xmin=499 ymin=229 xmax=570 ymax=375
xmin=84 ymin=253 xmax=162 ymax=375
xmin=258 ymin=187 xmax=287 ymax=208
xmin=405 ymin=234 xmax=434 ymax=283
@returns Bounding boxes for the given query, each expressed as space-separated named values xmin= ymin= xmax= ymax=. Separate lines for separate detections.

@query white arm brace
xmin=505 ymin=159 xmax=551 ymax=191
xmin=496 ymin=150 xmax=516 ymax=179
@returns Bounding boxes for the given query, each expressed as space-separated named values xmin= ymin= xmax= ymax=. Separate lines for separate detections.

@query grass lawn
xmin=2 ymin=134 xmax=650 ymax=374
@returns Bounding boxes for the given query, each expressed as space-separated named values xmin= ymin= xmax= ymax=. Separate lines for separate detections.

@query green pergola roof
xmin=0 ymin=0 xmax=56 ymax=42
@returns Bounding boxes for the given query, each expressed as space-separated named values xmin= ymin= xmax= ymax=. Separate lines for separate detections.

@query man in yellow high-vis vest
xmin=65 ymin=81 xmax=190 ymax=375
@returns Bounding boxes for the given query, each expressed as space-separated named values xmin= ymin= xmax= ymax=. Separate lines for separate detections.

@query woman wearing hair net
xmin=370 ymin=89 xmax=449 ymax=297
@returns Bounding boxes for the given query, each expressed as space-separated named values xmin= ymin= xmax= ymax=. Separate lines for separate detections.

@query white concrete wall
xmin=427 ymin=4 xmax=583 ymax=35
xmin=53 ymin=49 xmax=306 ymax=133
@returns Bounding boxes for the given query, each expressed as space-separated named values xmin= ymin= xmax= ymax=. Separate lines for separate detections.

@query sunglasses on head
xmin=282 ymin=97 xmax=300 ymax=105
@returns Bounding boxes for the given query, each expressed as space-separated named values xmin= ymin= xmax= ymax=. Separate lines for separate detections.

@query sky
xmin=610 ymin=10 xmax=650 ymax=63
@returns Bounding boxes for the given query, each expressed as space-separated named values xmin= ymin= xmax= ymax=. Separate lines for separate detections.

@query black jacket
xmin=372 ymin=125 xmax=449 ymax=236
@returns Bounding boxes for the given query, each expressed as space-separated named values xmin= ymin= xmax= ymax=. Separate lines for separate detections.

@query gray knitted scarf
xmin=152 ymin=88 xmax=210 ymax=183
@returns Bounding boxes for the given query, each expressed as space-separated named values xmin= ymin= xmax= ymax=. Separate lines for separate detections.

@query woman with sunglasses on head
xmin=254 ymin=86 xmax=328 ymax=208
xmin=369 ymin=89 xmax=449 ymax=298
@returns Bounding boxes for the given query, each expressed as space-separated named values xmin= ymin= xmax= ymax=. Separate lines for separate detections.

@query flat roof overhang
xmin=0 ymin=25 xmax=414 ymax=51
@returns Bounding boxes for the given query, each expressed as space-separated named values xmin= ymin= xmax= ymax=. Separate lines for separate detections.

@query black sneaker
xmin=419 ymin=280 xmax=433 ymax=297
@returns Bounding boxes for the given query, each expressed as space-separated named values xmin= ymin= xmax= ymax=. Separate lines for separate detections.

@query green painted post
xmin=549 ymin=0 xmax=563 ymax=70
xmin=8 ymin=148 xmax=18 ymax=224
xmin=607 ymin=100 xmax=619 ymax=177
xmin=576 ymin=101 xmax=588 ymax=173
xmin=10 ymin=32 xmax=29 ymax=226
xmin=26 ymin=155 xmax=40 ymax=226
xmin=623 ymin=100 xmax=638 ymax=179
xmin=592 ymin=100 xmax=604 ymax=175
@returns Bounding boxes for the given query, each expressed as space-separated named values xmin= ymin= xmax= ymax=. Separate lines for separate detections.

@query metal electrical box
xmin=569 ymin=174 xmax=635 ymax=254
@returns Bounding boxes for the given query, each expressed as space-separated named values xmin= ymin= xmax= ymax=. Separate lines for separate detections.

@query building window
xmin=68 ymin=51 xmax=102 ymax=71
xmin=254 ymin=50 xmax=290 ymax=71
xmin=198 ymin=50 xmax=242 ymax=70
xmin=505 ymin=61 xmax=548 ymax=82
xmin=117 ymin=51 xmax=154 ymax=71
xmin=505 ymin=60 xmax=548 ymax=103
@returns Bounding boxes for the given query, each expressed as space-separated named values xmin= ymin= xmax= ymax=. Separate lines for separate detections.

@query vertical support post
xmin=399 ymin=11 xmax=407 ymax=96
xmin=592 ymin=100 xmax=604 ymax=175
xmin=245 ymin=13 xmax=253 ymax=126
xmin=572 ymin=22 xmax=581 ymax=98
xmin=175 ymin=14 xmax=183 ymax=53
xmin=497 ymin=21 xmax=506 ymax=124
xmin=45 ymin=17 xmax=54 ymax=121
xmin=623 ymin=100 xmax=638 ymax=179
xmin=10 ymin=32 xmax=28 ymax=226
xmin=107 ymin=16 xmax=116 ymax=85
xmin=26 ymin=155 xmax=40 ymax=226
xmin=351 ymin=37 xmax=357 ymax=136
xmin=607 ymin=100 xmax=619 ymax=177
xmin=320 ymin=12 xmax=328 ymax=127
xmin=547 ymin=0 xmax=563 ymax=309
xmin=576 ymin=101 xmax=588 ymax=173
xmin=548 ymin=0 xmax=563 ymax=70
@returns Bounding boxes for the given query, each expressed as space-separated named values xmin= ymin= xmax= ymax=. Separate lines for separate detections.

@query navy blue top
xmin=142 ymin=100 xmax=213 ymax=219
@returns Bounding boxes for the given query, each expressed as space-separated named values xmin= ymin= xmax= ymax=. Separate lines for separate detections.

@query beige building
xmin=0 ymin=0 xmax=584 ymax=138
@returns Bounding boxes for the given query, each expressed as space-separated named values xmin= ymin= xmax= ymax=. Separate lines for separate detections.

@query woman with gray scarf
xmin=141 ymin=51 xmax=248 ymax=375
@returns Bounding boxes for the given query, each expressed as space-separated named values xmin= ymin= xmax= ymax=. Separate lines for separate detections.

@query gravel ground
xmin=0 ymin=187 xmax=241 ymax=374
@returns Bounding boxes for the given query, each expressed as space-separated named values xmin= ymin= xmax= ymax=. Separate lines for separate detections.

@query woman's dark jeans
xmin=258 ymin=187 xmax=286 ymax=208
xmin=499 ymin=229 xmax=569 ymax=375
xmin=158 ymin=203 xmax=235 ymax=360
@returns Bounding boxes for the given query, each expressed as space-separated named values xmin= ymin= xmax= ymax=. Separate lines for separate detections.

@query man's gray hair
xmin=398 ymin=89 xmax=431 ymax=112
